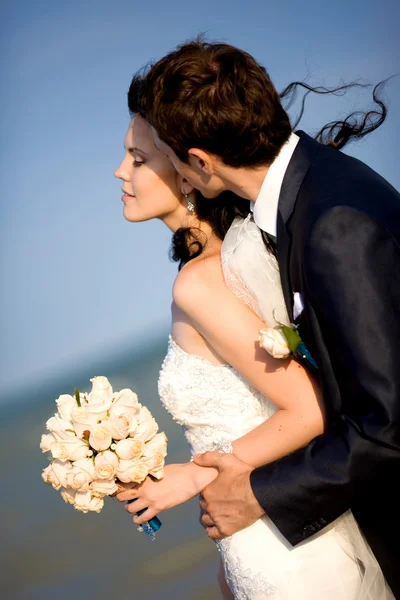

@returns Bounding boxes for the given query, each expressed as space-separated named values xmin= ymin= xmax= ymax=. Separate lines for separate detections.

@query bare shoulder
xmin=173 ymin=251 xmax=225 ymax=313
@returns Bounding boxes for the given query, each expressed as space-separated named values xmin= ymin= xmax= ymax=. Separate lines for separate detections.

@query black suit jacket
xmin=250 ymin=131 xmax=400 ymax=596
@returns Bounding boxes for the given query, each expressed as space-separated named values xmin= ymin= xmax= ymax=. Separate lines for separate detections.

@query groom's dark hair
xmin=128 ymin=38 xmax=389 ymax=268
xmin=129 ymin=37 xmax=292 ymax=167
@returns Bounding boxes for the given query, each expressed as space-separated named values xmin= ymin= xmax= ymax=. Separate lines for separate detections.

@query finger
xmin=118 ymin=482 xmax=139 ymax=492
xmin=134 ymin=507 xmax=159 ymax=525
xmin=116 ymin=488 xmax=140 ymax=502
xmin=200 ymin=512 xmax=215 ymax=528
xmin=206 ymin=525 xmax=226 ymax=541
xmin=125 ymin=498 xmax=148 ymax=514
xmin=198 ymin=497 xmax=207 ymax=512
xmin=193 ymin=451 xmax=223 ymax=469
xmin=115 ymin=482 xmax=139 ymax=500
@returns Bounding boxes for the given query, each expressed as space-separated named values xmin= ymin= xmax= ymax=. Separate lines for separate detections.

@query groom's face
xmin=152 ymin=127 xmax=224 ymax=199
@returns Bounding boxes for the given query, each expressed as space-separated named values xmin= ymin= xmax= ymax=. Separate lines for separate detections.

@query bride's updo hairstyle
xmin=129 ymin=36 xmax=388 ymax=267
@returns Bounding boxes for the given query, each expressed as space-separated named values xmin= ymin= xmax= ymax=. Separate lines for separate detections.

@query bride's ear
xmin=180 ymin=178 xmax=195 ymax=197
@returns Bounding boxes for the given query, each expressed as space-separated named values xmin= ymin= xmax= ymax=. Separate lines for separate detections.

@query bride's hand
xmin=117 ymin=462 xmax=218 ymax=525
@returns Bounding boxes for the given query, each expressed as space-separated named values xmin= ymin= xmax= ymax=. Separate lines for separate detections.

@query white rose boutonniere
xmin=259 ymin=312 xmax=318 ymax=370
xmin=258 ymin=327 xmax=292 ymax=359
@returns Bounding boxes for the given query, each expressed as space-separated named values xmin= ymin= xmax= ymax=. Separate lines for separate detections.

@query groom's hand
xmin=193 ymin=451 xmax=265 ymax=540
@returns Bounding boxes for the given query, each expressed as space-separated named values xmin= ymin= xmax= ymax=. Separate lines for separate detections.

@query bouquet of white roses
xmin=40 ymin=376 xmax=167 ymax=538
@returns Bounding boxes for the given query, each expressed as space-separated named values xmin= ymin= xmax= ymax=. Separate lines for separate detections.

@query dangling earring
xmin=184 ymin=193 xmax=195 ymax=212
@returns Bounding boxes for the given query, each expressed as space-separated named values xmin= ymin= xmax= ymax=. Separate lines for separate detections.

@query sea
xmin=0 ymin=334 xmax=221 ymax=599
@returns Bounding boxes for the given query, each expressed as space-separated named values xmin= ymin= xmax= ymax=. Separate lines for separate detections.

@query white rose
xmin=116 ymin=459 xmax=149 ymax=483
xmin=134 ymin=406 xmax=158 ymax=442
xmin=107 ymin=412 xmax=138 ymax=440
xmin=46 ymin=414 xmax=76 ymax=440
xmin=71 ymin=406 xmax=99 ymax=437
xmin=143 ymin=432 xmax=167 ymax=457
xmin=259 ymin=327 xmax=291 ymax=359
xmin=86 ymin=376 xmax=113 ymax=417
xmin=111 ymin=389 xmax=139 ymax=411
xmin=114 ymin=438 xmax=145 ymax=461
xmin=74 ymin=490 xmax=104 ymax=513
xmin=90 ymin=478 xmax=119 ymax=498
xmin=109 ymin=403 xmax=139 ymax=419
xmin=91 ymin=376 xmax=113 ymax=394
xmin=55 ymin=394 xmax=77 ymax=422
xmin=94 ymin=450 xmax=119 ymax=479
xmin=146 ymin=463 xmax=164 ymax=480
xmin=42 ymin=460 xmax=71 ymax=490
xmin=60 ymin=488 xmax=76 ymax=505
xmin=41 ymin=464 xmax=54 ymax=486
xmin=40 ymin=433 xmax=57 ymax=452
xmin=89 ymin=423 xmax=112 ymax=451
xmin=50 ymin=437 xmax=90 ymax=461
xmin=66 ymin=457 xmax=96 ymax=491
xmin=142 ymin=433 xmax=167 ymax=479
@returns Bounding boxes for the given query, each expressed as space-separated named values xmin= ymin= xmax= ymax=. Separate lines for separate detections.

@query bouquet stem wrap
xmin=127 ymin=498 xmax=162 ymax=541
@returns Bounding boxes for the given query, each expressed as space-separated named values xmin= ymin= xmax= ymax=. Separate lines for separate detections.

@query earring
xmin=184 ymin=193 xmax=195 ymax=212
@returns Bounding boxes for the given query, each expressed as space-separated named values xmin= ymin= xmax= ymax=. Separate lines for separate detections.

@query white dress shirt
xmin=250 ymin=132 xmax=300 ymax=236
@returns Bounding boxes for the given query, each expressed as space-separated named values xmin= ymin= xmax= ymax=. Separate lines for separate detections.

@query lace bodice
xmin=158 ymin=336 xmax=278 ymax=455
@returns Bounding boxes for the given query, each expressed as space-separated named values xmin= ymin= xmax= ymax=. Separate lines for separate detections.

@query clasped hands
xmin=116 ymin=451 xmax=264 ymax=540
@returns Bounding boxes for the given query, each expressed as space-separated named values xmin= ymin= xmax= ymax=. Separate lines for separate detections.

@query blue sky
xmin=1 ymin=0 xmax=399 ymax=395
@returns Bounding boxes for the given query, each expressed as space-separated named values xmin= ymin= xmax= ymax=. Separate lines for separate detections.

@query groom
xmin=135 ymin=39 xmax=400 ymax=594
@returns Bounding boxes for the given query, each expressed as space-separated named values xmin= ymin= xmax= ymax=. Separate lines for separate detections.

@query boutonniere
xmin=258 ymin=321 xmax=301 ymax=359
xmin=258 ymin=310 xmax=318 ymax=369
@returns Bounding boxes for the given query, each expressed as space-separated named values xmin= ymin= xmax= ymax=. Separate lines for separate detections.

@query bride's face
xmin=114 ymin=115 xmax=187 ymax=226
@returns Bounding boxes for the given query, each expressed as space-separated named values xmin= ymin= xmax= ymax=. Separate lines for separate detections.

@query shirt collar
xmin=250 ymin=132 xmax=299 ymax=236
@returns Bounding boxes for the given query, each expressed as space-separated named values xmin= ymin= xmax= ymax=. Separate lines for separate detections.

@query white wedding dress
xmin=158 ymin=215 xmax=393 ymax=599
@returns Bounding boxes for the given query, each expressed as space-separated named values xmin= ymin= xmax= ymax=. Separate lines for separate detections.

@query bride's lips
xmin=122 ymin=191 xmax=135 ymax=202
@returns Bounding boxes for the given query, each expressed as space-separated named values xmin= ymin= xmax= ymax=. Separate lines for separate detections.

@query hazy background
xmin=0 ymin=1 xmax=399 ymax=598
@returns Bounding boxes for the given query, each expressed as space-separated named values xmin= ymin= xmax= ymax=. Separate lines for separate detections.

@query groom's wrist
xmin=249 ymin=464 xmax=270 ymax=514
xmin=247 ymin=468 xmax=266 ymax=518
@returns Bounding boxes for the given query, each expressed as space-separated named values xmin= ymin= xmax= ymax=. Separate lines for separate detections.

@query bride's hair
xmin=279 ymin=79 xmax=388 ymax=150
xmin=168 ymin=191 xmax=250 ymax=269
xmin=127 ymin=40 xmax=389 ymax=268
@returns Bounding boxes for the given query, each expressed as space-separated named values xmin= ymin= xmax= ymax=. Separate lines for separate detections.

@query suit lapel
xmin=276 ymin=211 xmax=293 ymax=321
xmin=276 ymin=131 xmax=320 ymax=322
xmin=276 ymin=133 xmax=342 ymax=413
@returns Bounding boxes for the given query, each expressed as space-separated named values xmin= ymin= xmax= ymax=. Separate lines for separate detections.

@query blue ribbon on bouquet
xmin=127 ymin=499 xmax=162 ymax=541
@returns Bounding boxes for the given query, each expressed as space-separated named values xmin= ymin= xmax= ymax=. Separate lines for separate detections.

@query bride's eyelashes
xmin=132 ymin=159 xmax=145 ymax=167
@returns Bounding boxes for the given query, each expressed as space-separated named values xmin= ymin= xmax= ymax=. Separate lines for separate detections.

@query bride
xmin=114 ymin=110 xmax=392 ymax=599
